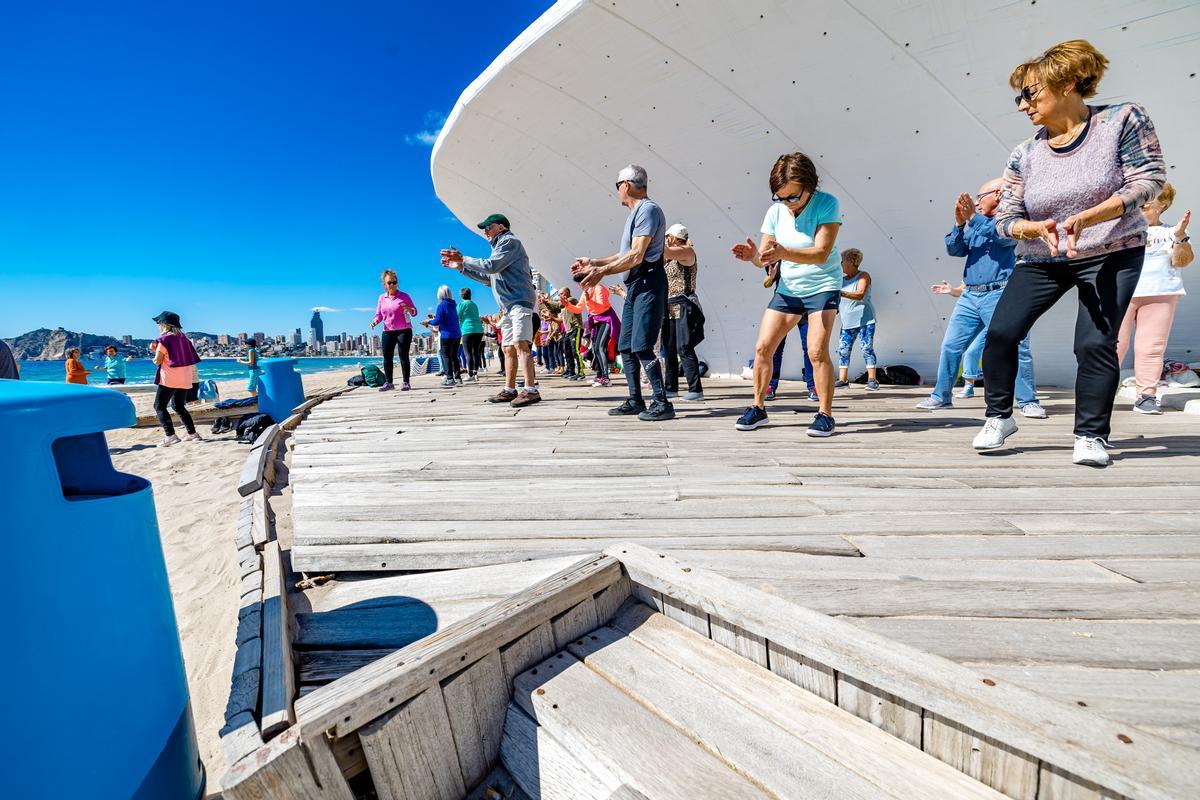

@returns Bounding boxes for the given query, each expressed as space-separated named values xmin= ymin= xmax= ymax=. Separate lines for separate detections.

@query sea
xmin=17 ymin=357 xmax=371 ymax=385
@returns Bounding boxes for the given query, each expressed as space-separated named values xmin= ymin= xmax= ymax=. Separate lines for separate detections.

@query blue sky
xmin=0 ymin=1 xmax=553 ymax=340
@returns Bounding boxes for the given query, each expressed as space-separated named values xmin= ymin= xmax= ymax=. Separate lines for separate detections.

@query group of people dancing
xmin=365 ymin=38 xmax=1192 ymax=467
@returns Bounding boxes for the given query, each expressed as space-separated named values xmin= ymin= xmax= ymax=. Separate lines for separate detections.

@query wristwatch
xmin=1175 ymin=235 xmax=1191 ymax=244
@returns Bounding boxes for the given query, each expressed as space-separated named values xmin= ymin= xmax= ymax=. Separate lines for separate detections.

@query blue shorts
xmin=767 ymin=289 xmax=840 ymax=316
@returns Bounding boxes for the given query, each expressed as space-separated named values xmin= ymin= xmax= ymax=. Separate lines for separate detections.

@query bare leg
xmin=752 ymin=309 xmax=803 ymax=408
xmin=517 ymin=340 xmax=537 ymax=389
xmin=503 ymin=344 xmax=519 ymax=391
xmin=806 ymin=310 xmax=838 ymax=416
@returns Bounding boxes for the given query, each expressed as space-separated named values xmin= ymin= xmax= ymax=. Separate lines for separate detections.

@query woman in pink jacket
xmin=369 ymin=269 xmax=418 ymax=391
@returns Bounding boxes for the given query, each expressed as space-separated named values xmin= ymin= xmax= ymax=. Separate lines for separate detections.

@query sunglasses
xmin=772 ymin=192 xmax=807 ymax=204
xmin=385 ymin=280 xmax=397 ymax=285
xmin=1013 ymin=83 xmax=1042 ymax=108
xmin=614 ymin=180 xmax=628 ymax=191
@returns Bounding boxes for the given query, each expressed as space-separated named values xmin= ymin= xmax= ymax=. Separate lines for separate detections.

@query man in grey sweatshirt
xmin=442 ymin=214 xmax=541 ymax=407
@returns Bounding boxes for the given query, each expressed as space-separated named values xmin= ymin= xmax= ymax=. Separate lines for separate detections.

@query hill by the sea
xmin=3 ymin=327 xmax=218 ymax=360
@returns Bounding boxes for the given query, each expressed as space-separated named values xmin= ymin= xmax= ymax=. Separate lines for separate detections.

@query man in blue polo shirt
xmin=916 ymin=180 xmax=1046 ymax=418
xmin=572 ymin=164 xmax=675 ymax=422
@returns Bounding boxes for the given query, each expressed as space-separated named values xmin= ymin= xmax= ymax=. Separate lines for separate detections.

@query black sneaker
xmin=765 ymin=386 xmax=777 ymax=401
xmin=807 ymin=412 xmax=836 ymax=437
xmin=608 ymin=399 xmax=647 ymax=416
xmin=638 ymin=401 xmax=676 ymax=422
xmin=735 ymin=405 xmax=769 ymax=431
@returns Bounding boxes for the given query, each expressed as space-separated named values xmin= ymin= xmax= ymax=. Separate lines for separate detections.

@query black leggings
xmin=983 ymin=247 xmax=1143 ymax=439
xmin=591 ymin=322 xmax=611 ymax=378
xmin=382 ymin=328 xmax=412 ymax=385
xmin=440 ymin=337 xmax=462 ymax=380
xmin=154 ymin=385 xmax=195 ymax=437
xmin=464 ymin=332 xmax=485 ymax=376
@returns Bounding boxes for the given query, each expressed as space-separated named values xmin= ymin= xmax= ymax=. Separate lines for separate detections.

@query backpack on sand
xmin=361 ymin=364 xmax=386 ymax=387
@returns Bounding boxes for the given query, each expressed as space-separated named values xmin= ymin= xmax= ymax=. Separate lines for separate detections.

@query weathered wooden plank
xmin=838 ymin=674 xmax=924 ymax=748
xmin=850 ymin=535 xmax=1200 ymax=561
xmin=358 ymin=686 xmax=466 ymax=800
xmin=299 ymin=649 xmax=390 ymax=686
xmin=550 ymin=597 xmax=600 ymax=648
xmin=260 ymin=541 xmax=295 ymax=739
xmin=220 ymin=712 xmax=264 ymax=769
xmin=767 ymin=640 xmax=837 ymax=702
xmin=923 ymin=712 xmax=1040 ymax=799
xmin=593 ymin=607 xmax=1006 ymax=799
xmin=1095 ymin=559 xmax=1200 ymax=583
xmin=464 ymin=761 xmax=535 ymax=800
xmin=238 ymin=424 xmax=279 ymax=497
xmin=512 ymin=651 xmax=769 ymax=799
xmin=592 ymin=576 xmax=631 ymax=625
xmin=850 ymin=618 xmax=1200 ymax=669
xmin=499 ymin=621 xmax=557 ymax=690
xmin=221 ymin=727 xmax=355 ymax=800
xmin=1038 ymin=763 xmax=1131 ymax=800
xmin=251 ymin=491 xmax=270 ymax=548
xmin=441 ymin=650 xmax=508 ymax=791
xmin=611 ymin=544 xmax=1200 ymax=800
xmin=709 ymin=615 xmax=768 ymax=667
xmin=500 ymin=703 xmax=615 ymax=800
xmin=295 ymin=554 xmax=620 ymax=737
xmin=660 ymin=594 xmax=709 ymax=637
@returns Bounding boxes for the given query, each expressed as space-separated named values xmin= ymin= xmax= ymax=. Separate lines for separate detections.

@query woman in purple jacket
xmin=974 ymin=39 xmax=1165 ymax=467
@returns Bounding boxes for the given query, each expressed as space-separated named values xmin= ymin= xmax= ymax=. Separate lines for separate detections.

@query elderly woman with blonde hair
xmin=975 ymin=39 xmax=1166 ymax=466
xmin=1117 ymin=183 xmax=1193 ymax=414
xmin=836 ymin=247 xmax=878 ymax=391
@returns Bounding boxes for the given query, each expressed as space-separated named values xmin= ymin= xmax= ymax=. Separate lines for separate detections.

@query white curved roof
xmin=433 ymin=0 xmax=1198 ymax=382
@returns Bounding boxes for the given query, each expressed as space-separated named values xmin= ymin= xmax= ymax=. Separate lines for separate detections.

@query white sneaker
xmin=160 ymin=434 xmax=181 ymax=447
xmin=1019 ymin=402 xmax=1048 ymax=419
xmin=972 ymin=416 xmax=1018 ymax=450
xmin=184 ymin=432 xmax=203 ymax=442
xmin=1073 ymin=436 xmax=1111 ymax=467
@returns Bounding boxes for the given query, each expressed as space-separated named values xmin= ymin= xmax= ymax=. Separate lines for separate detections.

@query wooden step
xmin=500 ymin=701 xmax=614 ymax=800
xmin=510 ymin=651 xmax=770 ymax=799
xmin=599 ymin=602 xmax=1007 ymax=799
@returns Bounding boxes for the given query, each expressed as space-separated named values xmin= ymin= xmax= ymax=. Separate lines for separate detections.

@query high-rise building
xmin=291 ymin=328 xmax=302 ymax=347
xmin=217 ymin=334 xmax=230 ymax=346
xmin=310 ymin=310 xmax=324 ymax=345
xmin=309 ymin=328 xmax=317 ymax=348
xmin=253 ymin=332 xmax=266 ymax=344
xmin=121 ymin=335 xmax=133 ymax=346
xmin=370 ymin=335 xmax=381 ymax=354
xmin=237 ymin=332 xmax=248 ymax=344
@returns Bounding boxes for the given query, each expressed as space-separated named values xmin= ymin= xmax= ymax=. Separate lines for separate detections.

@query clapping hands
xmin=954 ymin=193 xmax=974 ymax=226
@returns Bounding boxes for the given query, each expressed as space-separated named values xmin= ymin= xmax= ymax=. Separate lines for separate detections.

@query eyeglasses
xmin=1013 ymin=83 xmax=1043 ymax=108
xmin=772 ymin=192 xmax=806 ymax=204
xmin=975 ymin=189 xmax=1000 ymax=201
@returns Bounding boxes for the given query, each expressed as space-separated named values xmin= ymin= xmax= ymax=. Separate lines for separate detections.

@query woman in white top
xmin=1116 ymin=183 xmax=1192 ymax=414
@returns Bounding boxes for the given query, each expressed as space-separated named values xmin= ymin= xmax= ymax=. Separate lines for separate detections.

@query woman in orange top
xmin=65 ymin=349 xmax=90 ymax=384
xmin=563 ymin=284 xmax=621 ymax=386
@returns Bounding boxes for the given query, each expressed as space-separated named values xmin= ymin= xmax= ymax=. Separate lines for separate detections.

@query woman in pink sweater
xmin=974 ymin=39 xmax=1165 ymax=467
xmin=369 ymin=269 xmax=417 ymax=391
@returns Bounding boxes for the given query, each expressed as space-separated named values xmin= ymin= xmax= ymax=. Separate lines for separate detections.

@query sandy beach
xmin=103 ymin=367 xmax=360 ymax=792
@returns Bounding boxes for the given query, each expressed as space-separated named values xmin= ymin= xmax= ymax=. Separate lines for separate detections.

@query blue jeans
xmin=838 ymin=322 xmax=876 ymax=369
xmin=932 ymin=289 xmax=1036 ymax=405
xmin=961 ymin=328 xmax=986 ymax=380
xmin=769 ymin=321 xmax=815 ymax=392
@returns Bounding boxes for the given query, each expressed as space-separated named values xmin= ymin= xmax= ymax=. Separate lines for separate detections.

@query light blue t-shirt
xmin=102 ymin=355 xmax=127 ymax=380
xmin=760 ymin=191 xmax=842 ymax=298
xmin=839 ymin=272 xmax=876 ymax=328
xmin=620 ymin=198 xmax=666 ymax=263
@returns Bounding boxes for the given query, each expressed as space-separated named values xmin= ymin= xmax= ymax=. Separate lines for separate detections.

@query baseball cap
xmin=666 ymin=223 xmax=689 ymax=241
xmin=477 ymin=213 xmax=510 ymax=230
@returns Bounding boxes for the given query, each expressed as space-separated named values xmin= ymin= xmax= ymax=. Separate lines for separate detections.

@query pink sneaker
xmin=401 ymin=382 xmax=411 ymax=391
xmin=378 ymin=382 xmax=394 ymax=392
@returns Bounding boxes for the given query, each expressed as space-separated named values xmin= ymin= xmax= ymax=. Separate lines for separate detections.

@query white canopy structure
xmin=432 ymin=0 xmax=1198 ymax=382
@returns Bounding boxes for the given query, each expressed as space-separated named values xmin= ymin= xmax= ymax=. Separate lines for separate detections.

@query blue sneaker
xmin=806 ymin=412 xmax=836 ymax=437
xmin=764 ymin=386 xmax=777 ymax=402
xmin=807 ymin=390 xmax=819 ymax=402
xmin=735 ymin=405 xmax=769 ymax=431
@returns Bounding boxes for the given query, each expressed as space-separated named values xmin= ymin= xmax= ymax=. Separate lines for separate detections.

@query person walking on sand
xmin=150 ymin=311 xmax=202 ymax=446
xmin=977 ymin=39 xmax=1165 ymax=466
xmin=572 ymin=165 xmax=677 ymax=422
xmin=1117 ymin=183 xmax=1193 ymax=415
xmin=731 ymin=151 xmax=843 ymax=435
xmin=238 ymin=339 xmax=262 ymax=395
xmin=424 ymin=285 xmax=463 ymax=387
xmin=458 ymin=287 xmax=485 ymax=381
xmin=916 ymin=180 xmax=1045 ymax=418
xmin=370 ymin=269 xmax=417 ymax=392
xmin=65 ymin=348 xmax=90 ymax=384
xmin=96 ymin=344 xmax=132 ymax=384
xmin=835 ymin=249 xmax=880 ymax=392
xmin=441 ymin=213 xmax=542 ymax=407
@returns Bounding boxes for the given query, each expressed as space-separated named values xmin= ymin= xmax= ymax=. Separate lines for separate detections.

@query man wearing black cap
xmin=442 ymin=215 xmax=541 ymax=407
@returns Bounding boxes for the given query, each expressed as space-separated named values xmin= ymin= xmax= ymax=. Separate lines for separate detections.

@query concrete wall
xmin=432 ymin=0 xmax=1198 ymax=383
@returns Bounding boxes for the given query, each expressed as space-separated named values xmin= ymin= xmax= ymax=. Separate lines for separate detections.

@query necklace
xmin=1048 ymin=114 xmax=1089 ymax=148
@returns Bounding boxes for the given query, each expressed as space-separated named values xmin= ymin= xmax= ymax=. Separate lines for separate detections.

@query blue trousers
xmin=769 ymin=321 xmax=815 ymax=392
xmin=932 ymin=289 xmax=1036 ymax=405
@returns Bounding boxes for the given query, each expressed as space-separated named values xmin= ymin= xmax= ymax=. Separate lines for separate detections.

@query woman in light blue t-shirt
xmin=731 ymin=152 xmax=843 ymax=437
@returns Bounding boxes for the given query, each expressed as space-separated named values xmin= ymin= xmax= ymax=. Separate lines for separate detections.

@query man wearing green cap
xmin=441 ymin=214 xmax=541 ymax=407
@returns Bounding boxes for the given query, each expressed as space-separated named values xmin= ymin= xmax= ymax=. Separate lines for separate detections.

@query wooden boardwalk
xmin=288 ymin=372 xmax=1200 ymax=750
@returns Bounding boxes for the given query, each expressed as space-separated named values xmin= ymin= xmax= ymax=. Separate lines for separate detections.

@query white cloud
xmin=311 ymin=306 xmax=341 ymax=313
xmin=351 ymin=307 xmax=375 ymax=312
xmin=405 ymin=110 xmax=447 ymax=147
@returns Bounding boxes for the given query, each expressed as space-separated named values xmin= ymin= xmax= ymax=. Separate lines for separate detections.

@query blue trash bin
xmin=256 ymin=358 xmax=304 ymax=425
xmin=2 ymin=379 xmax=205 ymax=800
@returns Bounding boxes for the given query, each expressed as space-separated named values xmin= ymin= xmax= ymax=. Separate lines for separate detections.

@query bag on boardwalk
xmin=347 ymin=374 xmax=366 ymax=387
xmin=854 ymin=365 xmax=922 ymax=386
xmin=235 ymin=413 xmax=275 ymax=444
xmin=361 ymin=364 xmax=386 ymax=387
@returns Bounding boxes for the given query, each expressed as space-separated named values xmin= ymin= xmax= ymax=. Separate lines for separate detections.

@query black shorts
xmin=618 ymin=262 xmax=667 ymax=353
xmin=767 ymin=289 xmax=839 ymax=316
